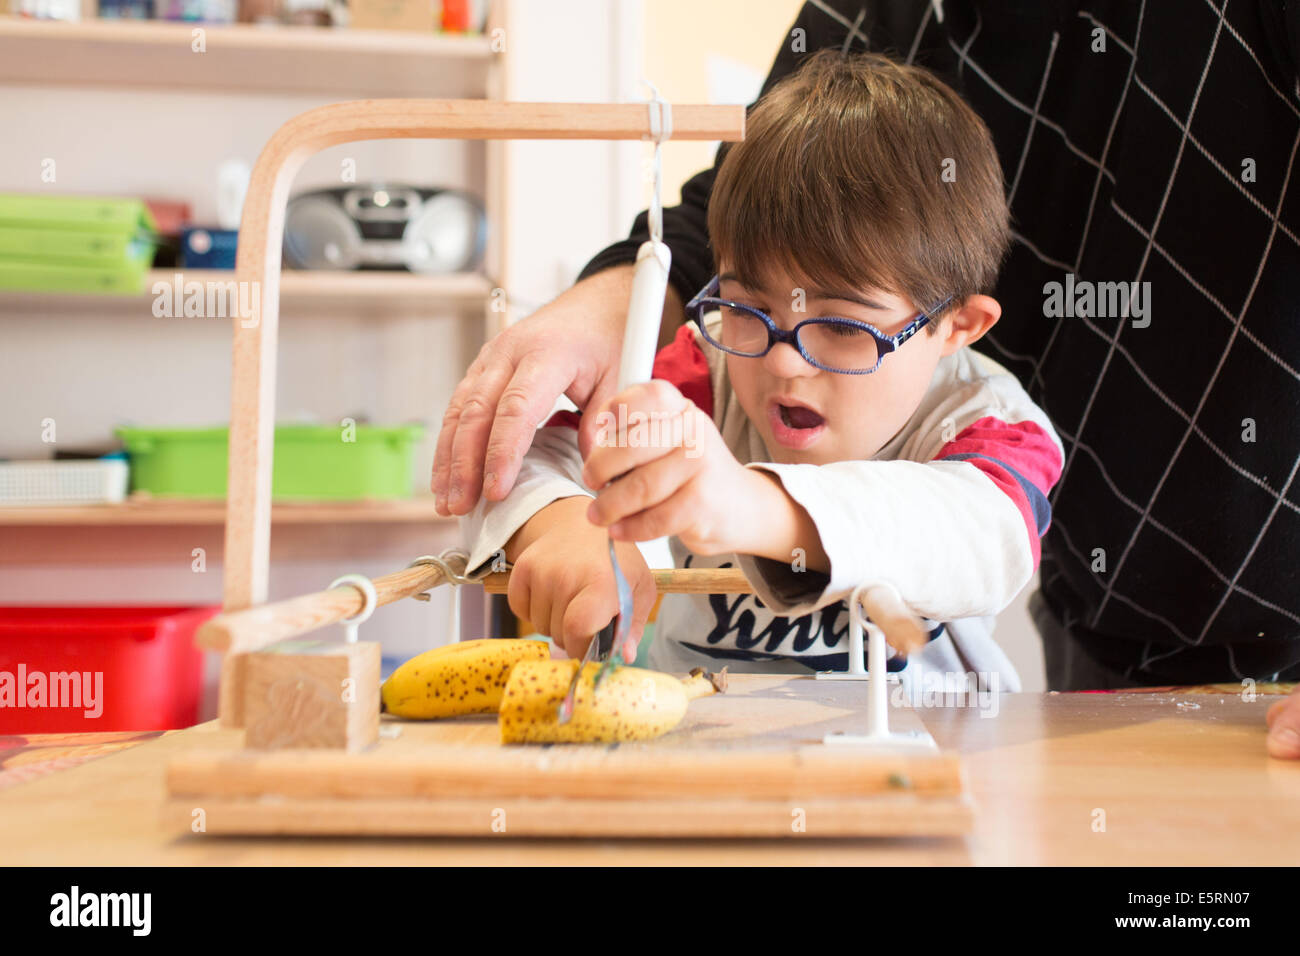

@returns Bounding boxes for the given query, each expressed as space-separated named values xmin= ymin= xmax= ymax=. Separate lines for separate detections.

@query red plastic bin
xmin=0 ymin=606 xmax=217 ymax=733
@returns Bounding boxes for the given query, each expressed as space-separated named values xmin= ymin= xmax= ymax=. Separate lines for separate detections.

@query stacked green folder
xmin=0 ymin=193 xmax=158 ymax=295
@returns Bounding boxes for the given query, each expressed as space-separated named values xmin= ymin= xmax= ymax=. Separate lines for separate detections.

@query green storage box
xmin=115 ymin=424 xmax=425 ymax=500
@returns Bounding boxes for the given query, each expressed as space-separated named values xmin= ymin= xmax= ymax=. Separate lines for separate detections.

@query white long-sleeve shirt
xmin=459 ymin=310 xmax=1065 ymax=700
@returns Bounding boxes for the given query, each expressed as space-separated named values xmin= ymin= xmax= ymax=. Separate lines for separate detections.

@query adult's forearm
xmin=573 ymin=260 xmax=688 ymax=349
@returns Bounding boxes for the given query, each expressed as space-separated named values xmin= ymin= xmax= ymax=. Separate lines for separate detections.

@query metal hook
xmin=407 ymin=549 xmax=503 ymax=594
xmin=407 ymin=549 xmax=510 ymax=644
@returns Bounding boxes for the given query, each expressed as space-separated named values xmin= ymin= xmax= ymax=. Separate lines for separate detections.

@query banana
xmin=499 ymin=661 xmax=727 ymax=744
xmin=381 ymin=638 xmax=550 ymax=718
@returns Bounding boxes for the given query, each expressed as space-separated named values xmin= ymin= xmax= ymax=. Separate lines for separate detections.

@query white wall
xmin=499 ymin=0 xmax=644 ymax=311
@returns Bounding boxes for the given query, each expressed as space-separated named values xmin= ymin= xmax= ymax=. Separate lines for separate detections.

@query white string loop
xmin=641 ymin=79 xmax=672 ymax=245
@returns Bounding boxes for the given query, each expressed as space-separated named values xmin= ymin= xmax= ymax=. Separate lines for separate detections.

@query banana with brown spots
xmin=381 ymin=638 xmax=550 ymax=718
xmin=499 ymin=660 xmax=727 ymax=743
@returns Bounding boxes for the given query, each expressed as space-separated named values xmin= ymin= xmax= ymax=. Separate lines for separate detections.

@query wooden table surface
xmin=1 ymin=687 xmax=1297 ymax=865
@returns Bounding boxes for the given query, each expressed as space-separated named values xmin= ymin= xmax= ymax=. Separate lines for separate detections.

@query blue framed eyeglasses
xmin=685 ymin=274 xmax=954 ymax=375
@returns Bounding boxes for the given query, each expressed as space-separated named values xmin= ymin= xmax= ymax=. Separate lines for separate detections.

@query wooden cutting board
xmin=164 ymin=674 xmax=971 ymax=837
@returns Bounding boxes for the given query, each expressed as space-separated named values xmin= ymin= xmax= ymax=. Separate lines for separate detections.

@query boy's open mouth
xmin=767 ymin=397 xmax=827 ymax=450
xmin=778 ymin=403 xmax=824 ymax=429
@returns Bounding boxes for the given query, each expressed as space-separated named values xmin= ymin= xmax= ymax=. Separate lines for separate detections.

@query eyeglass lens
xmin=712 ymin=303 xmax=880 ymax=373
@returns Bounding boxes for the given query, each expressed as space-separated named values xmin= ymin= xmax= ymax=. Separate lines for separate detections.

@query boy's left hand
xmin=581 ymin=380 xmax=755 ymax=556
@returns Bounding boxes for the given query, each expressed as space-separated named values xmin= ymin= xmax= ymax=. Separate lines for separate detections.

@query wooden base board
xmin=164 ymin=674 xmax=972 ymax=837
xmin=163 ymin=795 xmax=972 ymax=837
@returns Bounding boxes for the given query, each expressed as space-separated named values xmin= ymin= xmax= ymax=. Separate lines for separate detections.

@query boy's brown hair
xmin=708 ymin=49 xmax=1010 ymax=333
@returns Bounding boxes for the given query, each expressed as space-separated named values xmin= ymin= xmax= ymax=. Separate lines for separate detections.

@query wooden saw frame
xmin=168 ymin=97 xmax=974 ymax=839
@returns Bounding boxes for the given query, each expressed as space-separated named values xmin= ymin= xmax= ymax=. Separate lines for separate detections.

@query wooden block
xmin=242 ymin=641 xmax=380 ymax=752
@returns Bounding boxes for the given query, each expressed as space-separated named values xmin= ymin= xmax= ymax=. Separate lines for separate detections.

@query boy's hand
xmin=581 ymin=380 xmax=760 ymax=556
xmin=506 ymin=496 xmax=658 ymax=661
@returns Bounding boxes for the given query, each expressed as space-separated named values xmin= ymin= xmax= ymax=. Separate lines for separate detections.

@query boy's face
xmin=717 ymin=260 xmax=991 ymax=465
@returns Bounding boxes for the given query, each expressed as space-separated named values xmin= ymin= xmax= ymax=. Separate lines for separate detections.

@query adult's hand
xmin=1265 ymin=686 xmax=1300 ymax=759
xmin=433 ymin=264 xmax=683 ymax=516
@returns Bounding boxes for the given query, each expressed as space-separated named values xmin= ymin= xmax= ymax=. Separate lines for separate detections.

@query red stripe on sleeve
xmin=958 ymin=456 xmax=1045 ymax=568
xmin=933 ymin=417 xmax=1063 ymax=571
xmin=934 ymin=417 xmax=1062 ymax=496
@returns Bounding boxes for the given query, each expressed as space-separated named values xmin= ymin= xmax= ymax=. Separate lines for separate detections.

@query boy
xmin=459 ymin=49 xmax=1064 ymax=698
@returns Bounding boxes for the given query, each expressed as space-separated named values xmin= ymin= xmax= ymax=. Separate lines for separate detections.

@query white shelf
xmin=0 ymin=269 xmax=494 ymax=315
xmin=0 ymin=496 xmax=454 ymax=525
xmin=0 ymin=16 xmax=495 ymax=97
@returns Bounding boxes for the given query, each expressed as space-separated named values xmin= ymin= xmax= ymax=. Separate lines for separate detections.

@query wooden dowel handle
xmin=480 ymin=567 xmax=754 ymax=594
xmin=200 ymin=560 xmax=462 ymax=654
xmin=203 ymin=564 xmax=928 ymax=663
xmin=203 ymin=566 xmax=754 ymax=654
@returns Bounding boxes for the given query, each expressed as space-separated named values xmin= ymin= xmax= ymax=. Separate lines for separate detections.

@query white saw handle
xmin=616 ymin=239 xmax=672 ymax=391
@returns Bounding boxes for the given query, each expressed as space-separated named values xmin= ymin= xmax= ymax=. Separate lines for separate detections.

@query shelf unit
xmin=0 ymin=6 xmax=512 ymax=533
xmin=0 ymin=269 xmax=495 ymax=315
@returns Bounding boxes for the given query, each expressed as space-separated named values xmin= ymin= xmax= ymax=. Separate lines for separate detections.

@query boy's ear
xmin=938 ymin=294 xmax=1000 ymax=355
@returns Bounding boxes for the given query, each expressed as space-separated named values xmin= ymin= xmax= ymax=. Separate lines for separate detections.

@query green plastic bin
xmin=115 ymin=424 xmax=425 ymax=500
